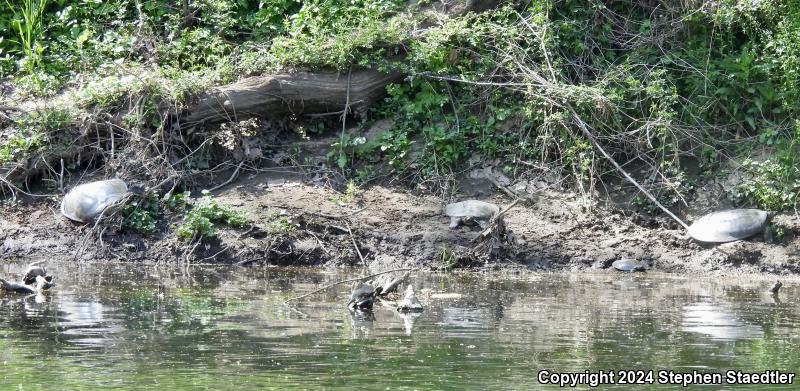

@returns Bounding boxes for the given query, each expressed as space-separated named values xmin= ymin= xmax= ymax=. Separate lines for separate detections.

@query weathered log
xmin=184 ymin=69 xmax=403 ymax=125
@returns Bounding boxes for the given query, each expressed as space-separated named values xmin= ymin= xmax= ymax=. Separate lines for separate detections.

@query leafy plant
xmin=733 ymin=159 xmax=800 ymax=211
xmin=0 ymin=107 xmax=72 ymax=163
xmin=264 ymin=210 xmax=295 ymax=235
xmin=633 ymin=161 xmax=694 ymax=215
xmin=3 ymin=0 xmax=47 ymax=73
xmin=122 ymin=193 xmax=160 ymax=235
xmin=177 ymin=190 xmax=249 ymax=241
xmin=332 ymin=180 xmax=359 ymax=205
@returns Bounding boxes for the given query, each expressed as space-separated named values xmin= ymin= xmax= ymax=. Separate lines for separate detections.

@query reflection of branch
xmin=284 ymin=268 xmax=417 ymax=303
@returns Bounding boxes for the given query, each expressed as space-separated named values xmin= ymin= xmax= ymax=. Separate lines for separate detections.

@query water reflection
xmin=0 ymin=262 xmax=798 ymax=390
xmin=682 ymin=302 xmax=765 ymax=341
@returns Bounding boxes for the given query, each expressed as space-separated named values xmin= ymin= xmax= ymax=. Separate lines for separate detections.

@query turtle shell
xmin=688 ymin=209 xmax=768 ymax=243
xmin=61 ymin=179 xmax=128 ymax=223
xmin=444 ymin=200 xmax=499 ymax=219
xmin=612 ymin=259 xmax=645 ymax=272
xmin=22 ymin=265 xmax=46 ymax=285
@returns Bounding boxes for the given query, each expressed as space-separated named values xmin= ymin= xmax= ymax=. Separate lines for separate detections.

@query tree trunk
xmin=183 ymin=69 xmax=404 ymax=126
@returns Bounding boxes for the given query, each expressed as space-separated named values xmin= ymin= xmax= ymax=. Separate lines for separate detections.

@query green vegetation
xmin=263 ymin=210 xmax=296 ymax=235
xmin=122 ymin=192 xmax=160 ymax=235
xmin=2 ymin=0 xmax=800 ymax=213
xmin=0 ymin=107 xmax=72 ymax=163
xmin=332 ymin=180 xmax=360 ymax=205
xmin=3 ymin=0 xmax=46 ymax=74
xmin=121 ymin=190 xmax=248 ymax=241
xmin=176 ymin=190 xmax=248 ymax=241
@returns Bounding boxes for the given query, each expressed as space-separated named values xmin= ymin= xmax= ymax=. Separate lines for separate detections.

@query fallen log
xmin=184 ymin=69 xmax=403 ymax=125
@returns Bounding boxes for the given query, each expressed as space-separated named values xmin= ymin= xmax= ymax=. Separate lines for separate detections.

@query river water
xmin=0 ymin=261 xmax=797 ymax=390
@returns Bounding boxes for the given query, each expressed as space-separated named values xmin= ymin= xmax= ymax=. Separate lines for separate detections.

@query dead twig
xmin=346 ymin=221 xmax=366 ymax=266
xmin=488 ymin=176 xmax=519 ymax=200
xmin=568 ymin=106 xmax=690 ymax=231
xmin=209 ymin=161 xmax=245 ymax=192
xmin=307 ymin=206 xmax=368 ymax=219
xmin=237 ymin=225 xmax=257 ymax=239
xmin=306 ymin=230 xmax=330 ymax=255
xmin=472 ymin=198 xmax=521 ymax=243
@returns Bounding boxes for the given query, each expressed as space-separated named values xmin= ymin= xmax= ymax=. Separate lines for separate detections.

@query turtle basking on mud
xmin=688 ymin=209 xmax=773 ymax=243
xmin=612 ymin=259 xmax=646 ymax=272
xmin=444 ymin=200 xmax=500 ymax=229
xmin=61 ymin=178 xmax=129 ymax=223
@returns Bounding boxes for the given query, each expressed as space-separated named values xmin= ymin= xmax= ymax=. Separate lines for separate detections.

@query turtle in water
xmin=612 ymin=259 xmax=646 ymax=272
xmin=0 ymin=278 xmax=36 ymax=294
xmin=769 ymin=281 xmax=782 ymax=294
xmin=22 ymin=264 xmax=47 ymax=285
xmin=61 ymin=179 xmax=128 ymax=223
xmin=396 ymin=285 xmax=424 ymax=313
xmin=444 ymin=200 xmax=500 ymax=229
xmin=688 ymin=209 xmax=772 ymax=243
xmin=348 ymin=282 xmax=377 ymax=311
xmin=34 ymin=275 xmax=55 ymax=291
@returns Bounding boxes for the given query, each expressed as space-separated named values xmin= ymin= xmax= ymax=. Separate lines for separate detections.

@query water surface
xmin=0 ymin=262 xmax=798 ymax=389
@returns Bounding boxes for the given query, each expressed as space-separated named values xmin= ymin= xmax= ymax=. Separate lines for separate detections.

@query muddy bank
xmin=2 ymin=165 xmax=799 ymax=276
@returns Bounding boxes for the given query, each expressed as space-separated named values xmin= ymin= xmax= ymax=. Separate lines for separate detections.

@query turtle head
xmin=766 ymin=211 xmax=778 ymax=220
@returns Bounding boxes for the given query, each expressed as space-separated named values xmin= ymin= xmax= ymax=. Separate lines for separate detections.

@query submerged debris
xmin=61 ymin=179 xmax=129 ymax=223
xmin=445 ymin=200 xmax=499 ymax=229
xmin=688 ymin=209 xmax=770 ymax=243
xmin=396 ymin=285 xmax=424 ymax=313
xmin=769 ymin=281 xmax=782 ymax=294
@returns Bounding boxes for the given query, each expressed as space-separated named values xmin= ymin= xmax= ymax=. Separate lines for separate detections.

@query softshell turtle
xmin=348 ymin=282 xmax=376 ymax=311
xmin=444 ymin=200 xmax=499 ymax=229
xmin=22 ymin=264 xmax=46 ymax=285
xmin=0 ymin=278 xmax=36 ymax=294
xmin=396 ymin=285 xmax=424 ymax=313
xmin=61 ymin=179 xmax=128 ymax=223
xmin=612 ymin=259 xmax=646 ymax=272
xmin=688 ymin=209 xmax=771 ymax=243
